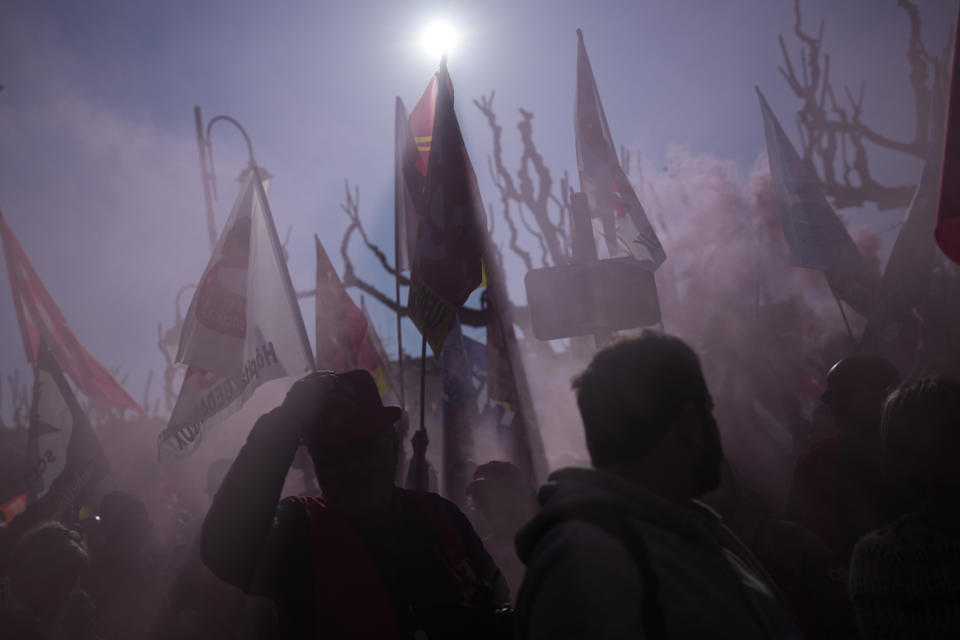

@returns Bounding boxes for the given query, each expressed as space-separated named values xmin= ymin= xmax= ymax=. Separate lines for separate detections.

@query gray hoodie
xmin=514 ymin=467 xmax=802 ymax=639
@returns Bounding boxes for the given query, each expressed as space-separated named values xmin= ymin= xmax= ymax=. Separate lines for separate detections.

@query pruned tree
xmin=473 ymin=92 xmax=572 ymax=270
xmin=779 ymin=0 xmax=952 ymax=210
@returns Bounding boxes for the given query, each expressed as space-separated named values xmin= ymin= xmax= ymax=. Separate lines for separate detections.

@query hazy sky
xmin=0 ymin=0 xmax=955 ymax=413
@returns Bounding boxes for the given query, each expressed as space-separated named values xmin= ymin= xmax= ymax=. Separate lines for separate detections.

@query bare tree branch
xmin=334 ymin=181 xmax=488 ymax=328
xmin=780 ymin=0 xmax=941 ymax=210
xmin=474 ymin=93 xmax=570 ymax=267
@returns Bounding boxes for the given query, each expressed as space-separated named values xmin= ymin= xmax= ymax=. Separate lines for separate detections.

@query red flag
xmin=395 ymin=77 xmax=438 ymax=272
xmin=410 ymin=75 xmax=438 ymax=177
xmin=408 ymin=59 xmax=487 ymax=355
xmin=314 ymin=235 xmax=396 ymax=397
xmin=0 ymin=211 xmax=144 ymax=415
xmin=937 ymin=10 xmax=960 ymax=264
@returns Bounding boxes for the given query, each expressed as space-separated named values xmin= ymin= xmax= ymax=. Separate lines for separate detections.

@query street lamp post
xmin=193 ymin=106 xmax=269 ymax=251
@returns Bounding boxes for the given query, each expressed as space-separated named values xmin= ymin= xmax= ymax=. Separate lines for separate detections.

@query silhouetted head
xmin=304 ymin=370 xmax=402 ymax=514
xmin=573 ymin=331 xmax=722 ymax=500
xmin=882 ymin=376 xmax=960 ymax=499
xmin=821 ymin=356 xmax=900 ymax=439
xmin=9 ymin=521 xmax=89 ymax=619
xmin=466 ymin=460 xmax=538 ymax=535
xmin=96 ymin=491 xmax=151 ymax=559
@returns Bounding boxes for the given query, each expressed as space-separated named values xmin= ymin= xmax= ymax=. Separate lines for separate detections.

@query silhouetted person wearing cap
xmin=466 ymin=461 xmax=538 ymax=601
xmin=785 ymin=356 xmax=901 ymax=566
xmin=515 ymin=332 xmax=800 ymax=639
xmin=201 ymin=370 xmax=508 ymax=639
xmin=849 ymin=376 xmax=960 ymax=638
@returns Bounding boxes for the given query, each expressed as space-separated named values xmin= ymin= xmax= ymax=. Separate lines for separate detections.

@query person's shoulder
xmin=849 ymin=515 xmax=960 ymax=600
xmin=397 ymin=488 xmax=462 ymax=518
xmin=526 ymin=517 xmax=635 ymax=572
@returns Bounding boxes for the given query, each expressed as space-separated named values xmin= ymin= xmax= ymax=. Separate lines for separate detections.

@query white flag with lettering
xmin=158 ymin=169 xmax=314 ymax=460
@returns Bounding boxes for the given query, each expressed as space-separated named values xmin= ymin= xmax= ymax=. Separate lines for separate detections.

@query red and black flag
xmin=396 ymin=76 xmax=438 ymax=271
xmin=0 ymin=210 xmax=144 ymax=415
xmin=408 ymin=59 xmax=487 ymax=355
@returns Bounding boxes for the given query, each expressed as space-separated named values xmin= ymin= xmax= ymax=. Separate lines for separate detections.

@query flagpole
xmin=829 ymin=281 xmax=859 ymax=354
xmin=406 ymin=333 xmax=427 ymax=492
xmin=193 ymin=106 xmax=218 ymax=253
xmin=394 ymin=101 xmax=407 ymax=410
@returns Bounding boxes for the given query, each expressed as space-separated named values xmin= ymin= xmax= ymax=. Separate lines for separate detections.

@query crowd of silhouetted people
xmin=1 ymin=330 xmax=959 ymax=639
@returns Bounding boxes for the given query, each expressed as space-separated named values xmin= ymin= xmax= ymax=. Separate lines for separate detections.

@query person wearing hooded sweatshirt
xmin=514 ymin=331 xmax=801 ymax=639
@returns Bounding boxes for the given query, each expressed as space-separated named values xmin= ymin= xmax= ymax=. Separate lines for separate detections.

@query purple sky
xmin=0 ymin=0 xmax=954 ymax=415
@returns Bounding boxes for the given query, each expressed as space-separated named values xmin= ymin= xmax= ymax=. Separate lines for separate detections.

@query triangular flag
xmin=1 ymin=340 xmax=108 ymax=526
xmin=0 ymin=210 xmax=144 ymax=415
xmin=575 ymin=29 xmax=665 ymax=270
xmin=158 ymin=169 xmax=314 ymax=459
xmin=756 ymin=87 xmax=865 ymax=273
xmin=313 ymin=235 xmax=396 ymax=397
xmin=408 ymin=59 xmax=487 ymax=356
xmin=863 ymin=143 xmax=944 ymax=351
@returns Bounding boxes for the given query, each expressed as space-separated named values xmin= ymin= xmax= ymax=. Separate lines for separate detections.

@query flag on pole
xmin=484 ymin=251 xmax=548 ymax=485
xmin=1 ymin=340 xmax=108 ymax=527
xmin=756 ymin=87 xmax=865 ymax=274
xmin=408 ymin=59 xmax=487 ymax=355
xmin=158 ymin=169 xmax=314 ymax=459
xmin=863 ymin=139 xmax=944 ymax=350
xmin=0 ymin=210 xmax=144 ymax=415
xmin=440 ymin=317 xmax=484 ymax=501
xmin=575 ymin=29 xmax=665 ymax=270
xmin=396 ymin=76 xmax=438 ymax=272
xmin=314 ymin=235 xmax=396 ymax=397
xmin=937 ymin=12 xmax=960 ymax=264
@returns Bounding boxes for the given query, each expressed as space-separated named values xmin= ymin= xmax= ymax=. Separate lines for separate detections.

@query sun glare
xmin=419 ymin=20 xmax=459 ymax=58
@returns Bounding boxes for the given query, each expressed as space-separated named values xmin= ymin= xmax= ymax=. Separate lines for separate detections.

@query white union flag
xmin=159 ymin=169 xmax=314 ymax=460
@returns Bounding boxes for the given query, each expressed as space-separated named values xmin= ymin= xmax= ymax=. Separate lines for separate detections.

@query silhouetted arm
xmin=200 ymin=406 xmax=301 ymax=594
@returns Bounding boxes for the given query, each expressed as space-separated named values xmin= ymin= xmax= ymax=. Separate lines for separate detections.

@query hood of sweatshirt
xmin=515 ymin=466 xmax=721 ymax=563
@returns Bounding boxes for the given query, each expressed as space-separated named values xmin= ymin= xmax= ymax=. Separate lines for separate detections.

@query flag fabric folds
xmin=575 ymin=29 xmax=665 ymax=270
xmin=396 ymin=76 xmax=438 ymax=272
xmin=440 ymin=317 xmax=485 ymax=501
xmin=756 ymin=87 xmax=865 ymax=274
xmin=484 ymin=252 xmax=548 ymax=485
xmin=862 ymin=141 xmax=944 ymax=351
xmin=408 ymin=60 xmax=487 ymax=356
xmin=937 ymin=13 xmax=960 ymax=265
xmin=1 ymin=340 xmax=108 ymax=527
xmin=0 ymin=210 xmax=143 ymax=415
xmin=314 ymin=235 xmax=396 ymax=398
xmin=159 ymin=169 xmax=314 ymax=460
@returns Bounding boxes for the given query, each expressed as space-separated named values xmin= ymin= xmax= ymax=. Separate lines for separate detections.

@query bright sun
xmin=419 ymin=20 xmax=459 ymax=58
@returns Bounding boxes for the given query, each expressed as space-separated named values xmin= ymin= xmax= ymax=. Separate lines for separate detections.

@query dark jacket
xmin=515 ymin=467 xmax=802 ymax=639
xmin=200 ymin=407 xmax=508 ymax=639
